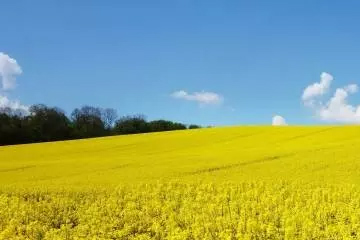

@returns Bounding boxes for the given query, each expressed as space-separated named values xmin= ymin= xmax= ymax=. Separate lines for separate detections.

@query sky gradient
xmin=1 ymin=0 xmax=360 ymax=126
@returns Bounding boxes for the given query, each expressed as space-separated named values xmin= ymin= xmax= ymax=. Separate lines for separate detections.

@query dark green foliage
xmin=114 ymin=115 xmax=149 ymax=134
xmin=0 ymin=113 xmax=30 ymax=145
xmin=29 ymin=104 xmax=72 ymax=142
xmin=0 ymin=105 xmax=200 ymax=146
xmin=148 ymin=120 xmax=186 ymax=132
xmin=114 ymin=117 xmax=187 ymax=134
xmin=188 ymin=124 xmax=201 ymax=129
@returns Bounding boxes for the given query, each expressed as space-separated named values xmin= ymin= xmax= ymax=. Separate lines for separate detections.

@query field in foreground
xmin=1 ymin=126 xmax=360 ymax=239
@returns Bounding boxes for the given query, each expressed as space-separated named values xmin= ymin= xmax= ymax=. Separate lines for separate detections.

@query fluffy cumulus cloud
xmin=0 ymin=52 xmax=28 ymax=114
xmin=302 ymin=72 xmax=333 ymax=105
xmin=317 ymin=85 xmax=360 ymax=123
xmin=0 ymin=52 xmax=22 ymax=90
xmin=171 ymin=90 xmax=223 ymax=105
xmin=302 ymin=72 xmax=360 ymax=123
xmin=272 ymin=115 xmax=287 ymax=126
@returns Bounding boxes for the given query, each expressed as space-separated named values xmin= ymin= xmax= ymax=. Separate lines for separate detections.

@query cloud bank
xmin=272 ymin=115 xmax=287 ymax=126
xmin=302 ymin=72 xmax=360 ymax=123
xmin=171 ymin=90 xmax=223 ymax=105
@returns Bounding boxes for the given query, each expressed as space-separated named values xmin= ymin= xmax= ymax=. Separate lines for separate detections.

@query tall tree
xmin=101 ymin=108 xmax=118 ymax=130
xmin=71 ymin=106 xmax=106 ymax=138
xmin=28 ymin=104 xmax=72 ymax=142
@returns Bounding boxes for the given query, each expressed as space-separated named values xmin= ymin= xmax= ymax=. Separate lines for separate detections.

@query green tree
xmin=114 ymin=115 xmax=149 ymax=134
xmin=71 ymin=106 xmax=106 ymax=138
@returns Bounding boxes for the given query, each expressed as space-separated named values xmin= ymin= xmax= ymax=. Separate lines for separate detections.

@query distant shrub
xmin=188 ymin=124 xmax=201 ymax=129
xmin=148 ymin=120 xmax=186 ymax=132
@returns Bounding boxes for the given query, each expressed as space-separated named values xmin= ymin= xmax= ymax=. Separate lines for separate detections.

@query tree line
xmin=0 ymin=104 xmax=201 ymax=146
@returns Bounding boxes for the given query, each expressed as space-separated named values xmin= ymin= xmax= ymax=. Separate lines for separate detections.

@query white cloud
xmin=0 ymin=94 xmax=29 ymax=114
xmin=303 ymin=73 xmax=360 ymax=124
xmin=0 ymin=52 xmax=22 ymax=90
xmin=171 ymin=90 xmax=223 ymax=105
xmin=302 ymin=72 xmax=333 ymax=103
xmin=344 ymin=84 xmax=358 ymax=93
xmin=272 ymin=115 xmax=287 ymax=126
xmin=317 ymin=85 xmax=360 ymax=123
xmin=0 ymin=52 xmax=28 ymax=114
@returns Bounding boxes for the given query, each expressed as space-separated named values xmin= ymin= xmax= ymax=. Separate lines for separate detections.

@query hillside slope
xmin=1 ymin=126 xmax=360 ymax=188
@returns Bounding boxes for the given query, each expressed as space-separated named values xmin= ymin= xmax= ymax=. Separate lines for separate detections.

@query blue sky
xmin=1 ymin=1 xmax=360 ymax=126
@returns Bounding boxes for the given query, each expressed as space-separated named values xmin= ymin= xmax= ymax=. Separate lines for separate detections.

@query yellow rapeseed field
xmin=1 ymin=126 xmax=360 ymax=239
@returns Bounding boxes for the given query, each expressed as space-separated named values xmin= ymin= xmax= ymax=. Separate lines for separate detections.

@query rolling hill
xmin=0 ymin=126 xmax=360 ymax=188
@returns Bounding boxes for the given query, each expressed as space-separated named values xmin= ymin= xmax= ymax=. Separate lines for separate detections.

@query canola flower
xmin=1 ymin=126 xmax=360 ymax=239
xmin=1 ymin=182 xmax=360 ymax=239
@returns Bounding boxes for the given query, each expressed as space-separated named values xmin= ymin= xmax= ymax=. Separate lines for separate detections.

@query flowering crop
xmin=1 ymin=126 xmax=360 ymax=239
xmin=1 ymin=182 xmax=360 ymax=239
